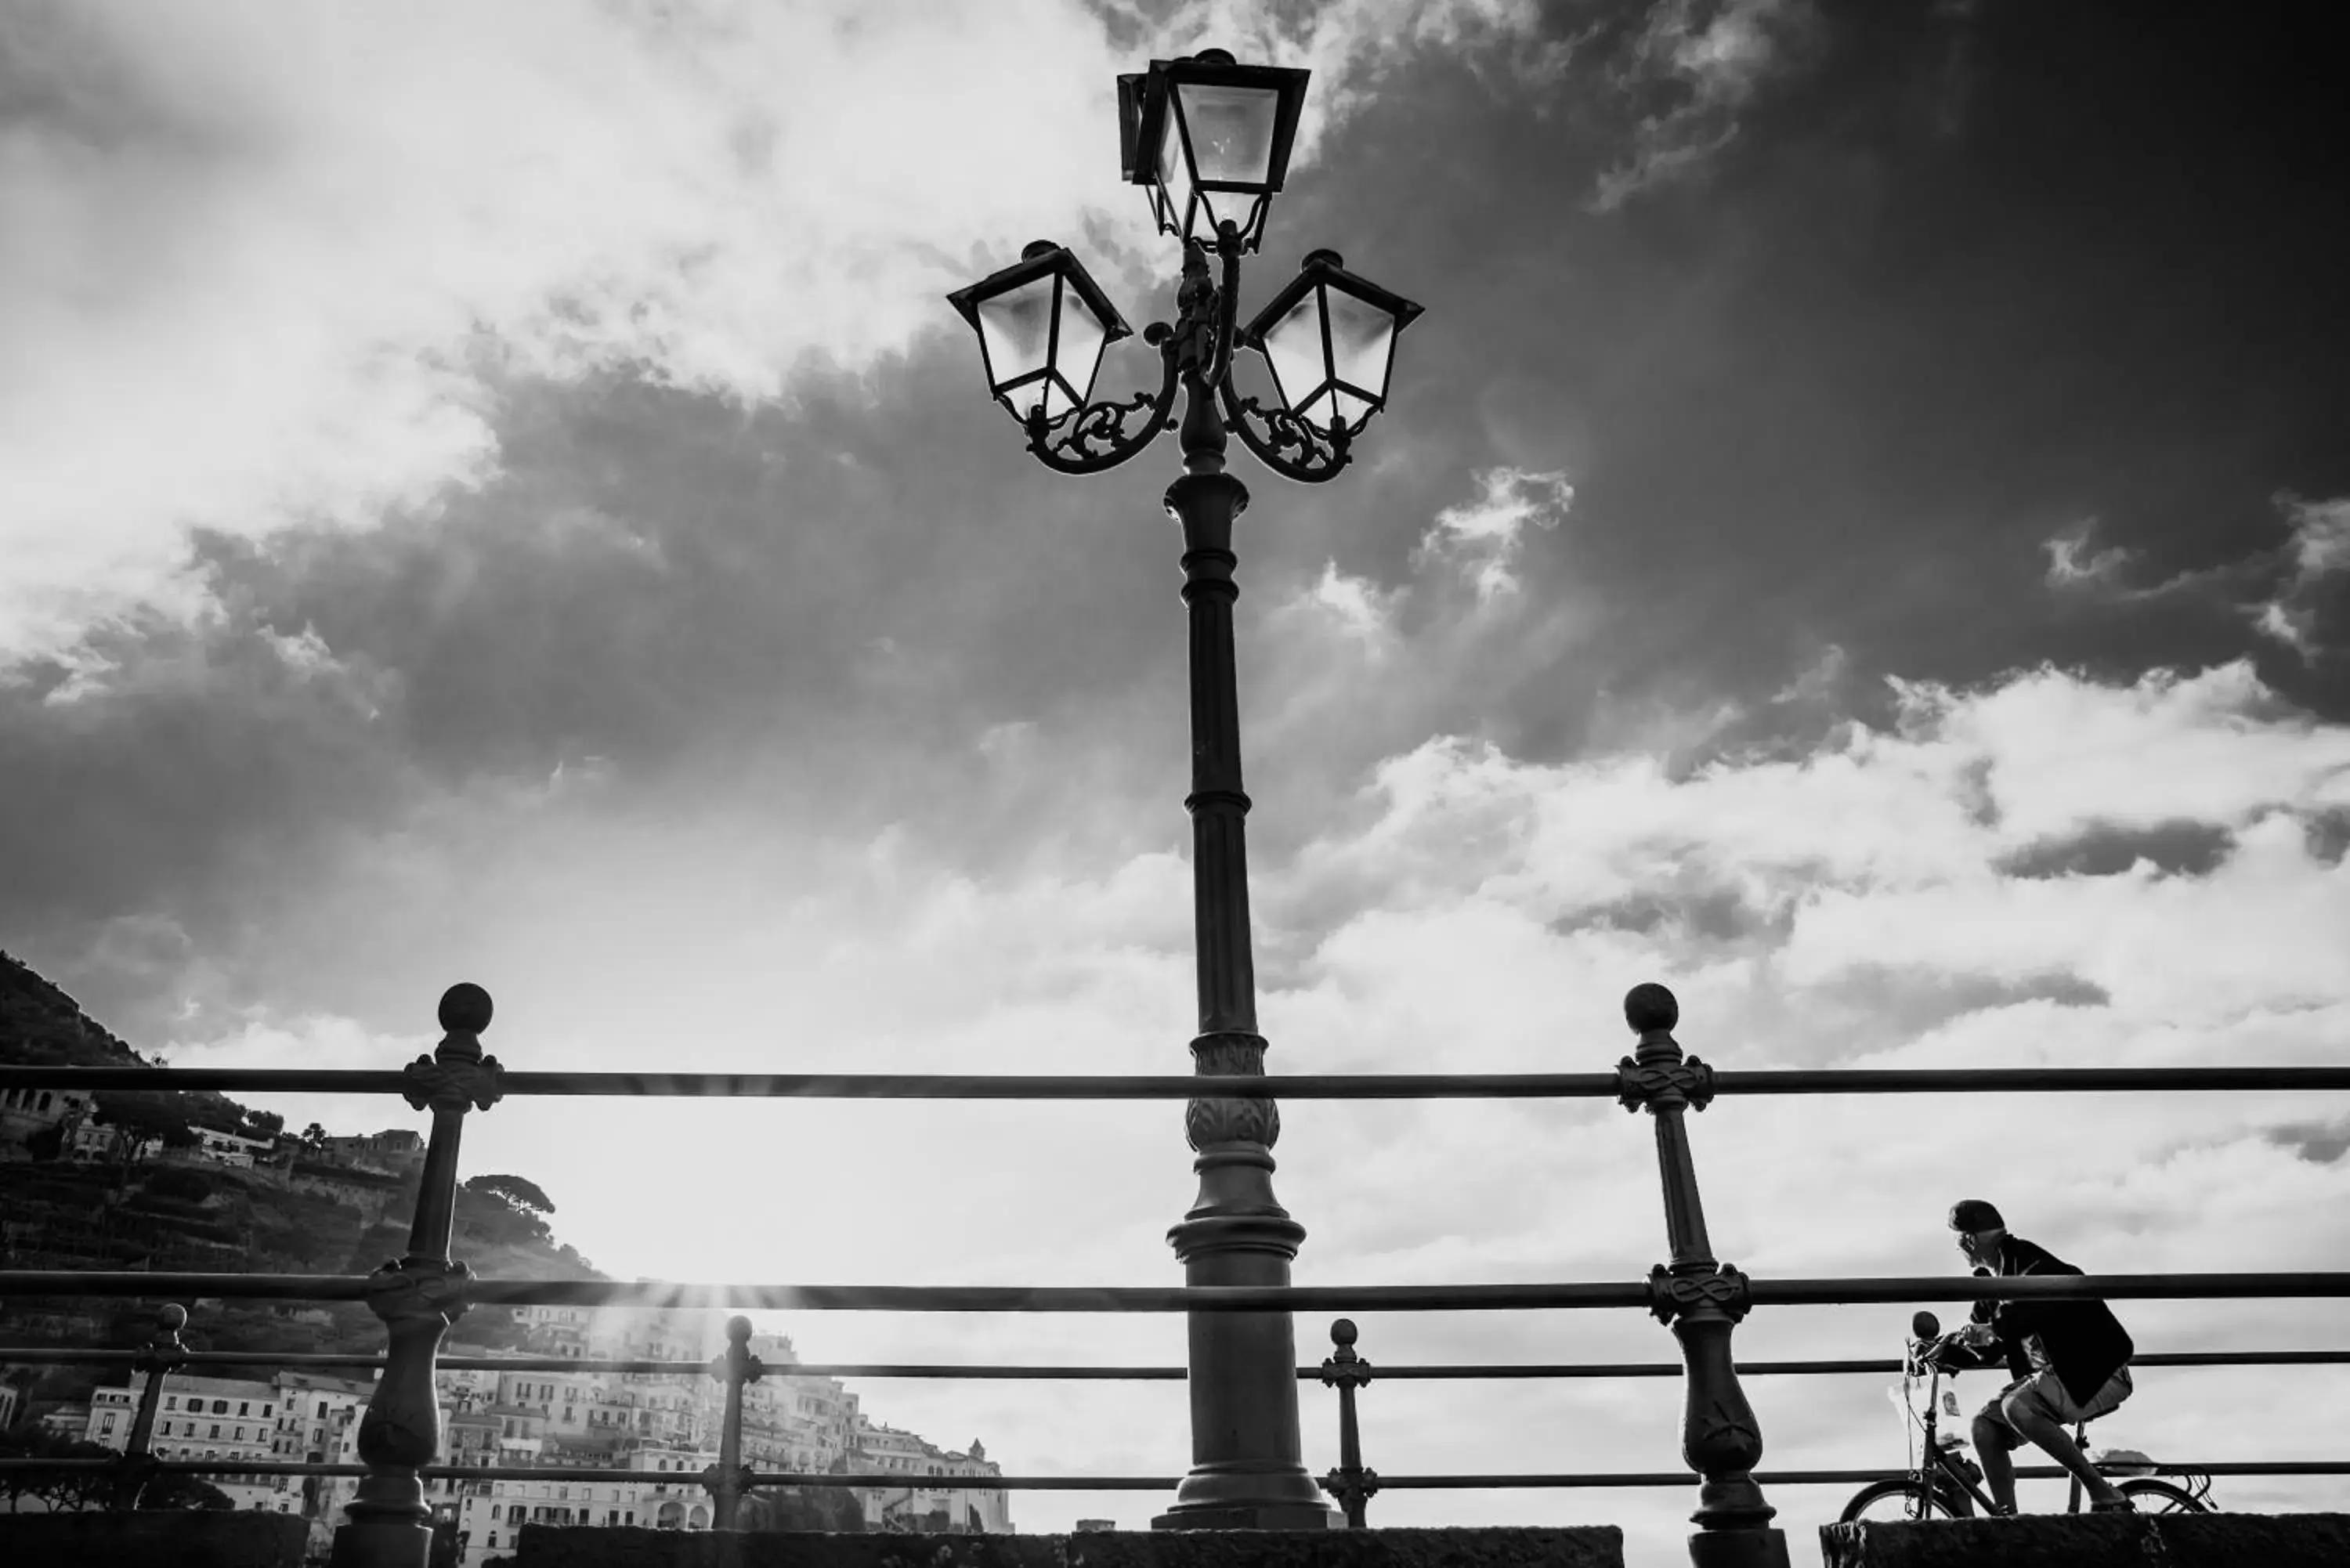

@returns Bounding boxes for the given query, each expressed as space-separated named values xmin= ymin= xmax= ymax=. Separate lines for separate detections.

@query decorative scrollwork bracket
xmin=1022 ymin=329 xmax=1182 ymax=475
xmin=1219 ymin=381 xmax=1353 ymax=483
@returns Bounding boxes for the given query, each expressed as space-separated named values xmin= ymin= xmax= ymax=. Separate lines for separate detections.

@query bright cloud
xmin=2041 ymin=518 xmax=2138 ymax=590
xmin=146 ymin=653 xmax=2350 ymax=1560
xmin=2251 ymin=494 xmax=2350 ymax=661
xmin=0 ymin=0 xmax=1556 ymax=666
xmin=2039 ymin=493 xmax=2350 ymax=663
xmin=1590 ymin=0 xmax=1821 ymax=211
xmin=1417 ymin=464 xmax=1574 ymax=600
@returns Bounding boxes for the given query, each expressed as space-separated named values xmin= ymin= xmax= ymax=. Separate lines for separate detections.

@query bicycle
xmin=1838 ymin=1310 xmax=2214 ymax=1522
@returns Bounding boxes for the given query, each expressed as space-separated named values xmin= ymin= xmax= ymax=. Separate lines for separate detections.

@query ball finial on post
xmin=726 ymin=1315 xmax=753 ymax=1346
xmin=157 ymin=1302 xmax=187 ymax=1332
xmin=1624 ymin=982 xmax=1679 ymax=1035
xmin=1330 ymin=1318 xmax=1358 ymax=1348
xmin=437 ymin=984 xmax=494 ymax=1035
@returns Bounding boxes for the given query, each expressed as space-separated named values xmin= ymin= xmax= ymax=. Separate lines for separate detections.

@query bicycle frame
xmin=1896 ymin=1335 xmax=2209 ymax=1516
xmin=1904 ymin=1347 xmax=2002 ymax=1516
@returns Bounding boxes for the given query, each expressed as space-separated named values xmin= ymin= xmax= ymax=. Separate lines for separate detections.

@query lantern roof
xmin=946 ymin=240 xmax=1133 ymax=349
xmin=1239 ymin=249 xmax=1424 ymax=352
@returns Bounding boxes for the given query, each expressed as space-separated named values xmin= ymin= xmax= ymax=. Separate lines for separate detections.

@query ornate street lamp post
xmin=949 ymin=47 xmax=1423 ymax=1530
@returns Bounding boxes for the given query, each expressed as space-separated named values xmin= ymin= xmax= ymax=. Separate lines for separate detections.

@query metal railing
xmin=2 ymin=980 xmax=2346 ymax=1567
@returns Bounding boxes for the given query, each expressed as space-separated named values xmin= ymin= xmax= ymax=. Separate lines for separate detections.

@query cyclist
xmin=1946 ymin=1198 xmax=2136 ymax=1514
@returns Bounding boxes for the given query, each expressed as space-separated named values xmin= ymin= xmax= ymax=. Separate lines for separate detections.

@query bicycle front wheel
xmin=1839 ymin=1478 xmax=1954 ymax=1523
xmin=2118 ymin=1478 xmax=2207 ymax=1514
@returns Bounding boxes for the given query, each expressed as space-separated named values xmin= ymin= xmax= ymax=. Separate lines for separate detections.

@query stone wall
xmin=512 ymin=1526 xmax=1624 ymax=1568
xmin=1820 ymin=1512 xmax=2350 ymax=1567
xmin=0 ymin=1511 xmax=310 ymax=1567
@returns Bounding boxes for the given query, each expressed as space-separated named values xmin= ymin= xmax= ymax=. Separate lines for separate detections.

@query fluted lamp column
xmin=946 ymin=42 xmax=1422 ymax=1533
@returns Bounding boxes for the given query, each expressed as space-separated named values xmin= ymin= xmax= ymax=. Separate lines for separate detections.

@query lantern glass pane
xmin=1157 ymin=112 xmax=1198 ymax=239
xmin=1174 ymin=83 xmax=1280 ymax=186
xmin=1325 ymin=288 xmax=1396 ymax=408
xmin=999 ymin=374 xmax=1051 ymax=422
xmin=1054 ymin=285 xmax=1109 ymax=409
xmin=974 ymin=276 xmax=1057 ymax=393
xmin=1259 ymin=289 xmax=1328 ymax=417
xmin=1326 ymin=388 xmax=1372 ymax=432
xmin=1039 ymin=372 xmax=1077 ymax=423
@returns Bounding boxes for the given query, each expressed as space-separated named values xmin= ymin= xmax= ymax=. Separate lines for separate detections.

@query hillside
xmin=0 ymin=949 xmax=605 ymax=1414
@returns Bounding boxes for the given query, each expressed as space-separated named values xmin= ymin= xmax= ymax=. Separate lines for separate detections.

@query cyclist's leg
xmin=2004 ymin=1369 xmax=2131 ymax=1508
xmin=1971 ymin=1382 xmax=2028 ymax=1515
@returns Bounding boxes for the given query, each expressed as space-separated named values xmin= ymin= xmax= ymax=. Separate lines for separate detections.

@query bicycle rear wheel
xmin=2118 ymin=1478 xmax=2207 ymax=1514
xmin=1839 ymin=1479 xmax=1955 ymax=1523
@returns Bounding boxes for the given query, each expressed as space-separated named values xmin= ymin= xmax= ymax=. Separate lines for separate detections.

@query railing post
xmin=1318 ymin=1318 xmax=1378 ymax=1528
xmin=331 ymin=983 xmax=502 ymax=1568
xmin=1614 ymin=982 xmax=1788 ymax=1568
xmin=703 ymin=1314 xmax=763 ymax=1529
xmin=110 ymin=1301 xmax=187 ymax=1508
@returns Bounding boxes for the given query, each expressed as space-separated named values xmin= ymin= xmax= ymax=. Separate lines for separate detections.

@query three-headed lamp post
xmin=949 ymin=47 xmax=1423 ymax=1530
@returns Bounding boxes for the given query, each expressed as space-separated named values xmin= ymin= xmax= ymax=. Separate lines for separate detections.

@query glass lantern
xmin=1118 ymin=49 xmax=1309 ymax=254
xmin=946 ymin=241 xmax=1133 ymax=425
xmin=1240 ymin=250 xmax=1424 ymax=435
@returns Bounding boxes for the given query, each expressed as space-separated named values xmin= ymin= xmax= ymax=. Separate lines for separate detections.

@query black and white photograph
xmin=2 ymin=3 xmax=2346 ymax=1566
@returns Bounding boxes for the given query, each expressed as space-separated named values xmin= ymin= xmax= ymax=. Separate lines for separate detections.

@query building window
xmin=100 ymin=1414 xmax=116 ymax=1434
xmin=213 ymin=1400 xmax=230 ymax=1415
xmin=210 ymin=1425 xmax=222 ymax=1439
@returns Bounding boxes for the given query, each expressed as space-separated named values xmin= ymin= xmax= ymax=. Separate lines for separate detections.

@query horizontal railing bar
xmin=4 ymin=1460 xmax=2344 ymax=1488
xmin=9 ymin=1348 xmax=2347 ymax=1377
xmin=1368 ymin=1461 xmax=2350 ymax=1488
xmin=3 ymin=1271 xmax=2347 ymax=1310
xmin=5 ymin=1065 xmax=2347 ymax=1097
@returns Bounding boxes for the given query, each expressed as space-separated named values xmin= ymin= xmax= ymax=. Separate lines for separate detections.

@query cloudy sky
xmin=5 ymin=0 xmax=2348 ymax=1560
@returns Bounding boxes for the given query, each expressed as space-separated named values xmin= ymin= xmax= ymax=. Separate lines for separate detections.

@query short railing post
xmin=331 ymin=983 xmax=503 ymax=1568
xmin=111 ymin=1301 xmax=187 ymax=1508
xmin=703 ymin=1314 xmax=764 ymax=1529
xmin=1613 ymin=982 xmax=1788 ymax=1568
xmin=1318 ymin=1318 xmax=1378 ymax=1528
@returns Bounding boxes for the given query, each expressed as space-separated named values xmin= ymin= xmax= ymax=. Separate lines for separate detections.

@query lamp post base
xmin=1153 ymin=1503 xmax=1346 ymax=1530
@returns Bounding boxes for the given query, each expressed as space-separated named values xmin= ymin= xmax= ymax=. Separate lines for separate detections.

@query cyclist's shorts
xmin=1980 ymin=1364 xmax=2132 ymax=1430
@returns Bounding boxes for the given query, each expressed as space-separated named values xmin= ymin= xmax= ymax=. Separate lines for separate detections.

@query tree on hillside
xmin=462 ymin=1174 xmax=555 ymax=1217
xmin=242 ymin=1108 xmax=284 ymax=1136
xmin=740 ymin=1485 xmax=868 ymax=1533
xmin=301 ymin=1122 xmax=329 ymax=1149
xmin=0 ymin=1429 xmax=113 ymax=1513
xmin=132 ymin=1469 xmax=233 ymax=1510
xmin=91 ymin=1093 xmax=198 ymax=1174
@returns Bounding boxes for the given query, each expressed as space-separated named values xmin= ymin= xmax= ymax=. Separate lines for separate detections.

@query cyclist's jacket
xmin=1967 ymin=1234 xmax=2134 ymax=1405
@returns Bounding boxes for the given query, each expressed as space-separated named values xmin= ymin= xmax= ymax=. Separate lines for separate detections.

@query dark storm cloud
xmin=1995 ymin=821 xmax=2237 ymax=881
xmin=0 ymin=344 xmax=1206 ymax=1023
xmin=0 ymin=612 xmax=414 ymax=933
xmin=2265 ymin=1121 xmax=2350 ymax=1167
xmin=1307 ymin=0 xmax=2350 ymax=773
xmin=10 ymin=0 xmax=2349 ymax=1027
